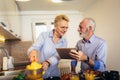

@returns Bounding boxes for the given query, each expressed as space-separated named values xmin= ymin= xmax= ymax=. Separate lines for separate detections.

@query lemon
xmin=26 ymin=62 xmax=42 ymax=70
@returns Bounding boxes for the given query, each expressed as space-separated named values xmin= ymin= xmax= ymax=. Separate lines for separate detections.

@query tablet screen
xmin=56 ymin=48 xmax=76 ymax=59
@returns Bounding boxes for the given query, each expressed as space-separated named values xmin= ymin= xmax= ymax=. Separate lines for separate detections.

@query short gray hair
xmin=85 ymin=18 xmax=96 ymax=31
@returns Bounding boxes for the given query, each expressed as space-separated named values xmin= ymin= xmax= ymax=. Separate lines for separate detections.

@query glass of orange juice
xmin=70 ymin=74 xmax=79 ymax=80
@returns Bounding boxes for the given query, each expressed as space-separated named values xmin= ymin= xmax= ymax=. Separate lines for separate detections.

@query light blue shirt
xmin=71 ymin=34 xmax=107 ymax=72
xmin=28 ymin=30 xmax=67 ymax=78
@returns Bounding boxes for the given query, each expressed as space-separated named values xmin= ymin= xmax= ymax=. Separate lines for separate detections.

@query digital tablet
xmin=56 ymin=48 xmax=76 ymax=59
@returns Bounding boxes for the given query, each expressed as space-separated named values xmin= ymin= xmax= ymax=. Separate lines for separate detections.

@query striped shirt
xmin=71 ymin=34 xmax=107 ymax=72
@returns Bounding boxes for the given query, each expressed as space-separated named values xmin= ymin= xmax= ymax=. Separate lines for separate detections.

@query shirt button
xmin=50 ymin=76 xmax=53 ymax=79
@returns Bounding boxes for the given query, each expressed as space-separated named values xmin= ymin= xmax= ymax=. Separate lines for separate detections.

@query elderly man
xmin=70 ymin=18 xmax=107 ymax=73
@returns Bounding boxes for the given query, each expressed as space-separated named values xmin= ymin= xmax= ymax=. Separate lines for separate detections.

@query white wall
xmin=21 ymin=11 xmax=82 ymax=48
xmin=83 ymin=0 xmax=120 ymax=72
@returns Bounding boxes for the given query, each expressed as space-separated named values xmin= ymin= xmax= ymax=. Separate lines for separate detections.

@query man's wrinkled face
xmin=78 ymin=19 xmax=89 ymax=38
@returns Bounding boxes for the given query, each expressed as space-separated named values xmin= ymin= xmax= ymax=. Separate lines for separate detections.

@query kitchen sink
xmin=4 ymin=70 xmax=24 ymax=76
xmin=0 ymin=69 xmax=24 ymax=76
xmin=0 ymin=61 xmax=29 ymax=80
xmin=0 ymin=69 xmax=25 ymax=80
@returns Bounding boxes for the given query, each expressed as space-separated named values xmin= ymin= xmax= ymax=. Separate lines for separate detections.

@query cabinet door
xmin=0 ymin=0 xmax=9 ymax=28
xmin=4 ymin=0 xmax=21 ymax=38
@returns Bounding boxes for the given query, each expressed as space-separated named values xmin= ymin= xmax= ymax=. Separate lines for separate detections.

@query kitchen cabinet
xmin=0 ymin=23 xmax=20 ymax=40
xmin=0 ymin=0 xmax=8 ymax=25
xmin=0 ymin=0 xmax=21 ymax=40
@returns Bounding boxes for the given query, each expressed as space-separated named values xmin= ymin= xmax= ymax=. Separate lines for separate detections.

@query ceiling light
xmin=62 ymin=0 xmax=72 ymax=1
xmin=16 ymin=0 xmax=31 ymax=2
xmin=51 ymin=0 xmax=63 ymax=3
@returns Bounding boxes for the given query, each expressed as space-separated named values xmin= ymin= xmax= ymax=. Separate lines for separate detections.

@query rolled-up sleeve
xmin=95 ymin=41 xmax=107 ymax=71
xmin=94 ymin=60 xmax=100 ymax=70
xmin=71 ymin=60 xmax=77 ymax=66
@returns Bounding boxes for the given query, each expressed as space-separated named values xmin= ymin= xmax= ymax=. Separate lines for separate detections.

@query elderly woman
xmin=27 ymin=14 xmax=69 ymax=80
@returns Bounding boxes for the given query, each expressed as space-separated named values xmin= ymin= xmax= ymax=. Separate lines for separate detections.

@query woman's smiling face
xmin=54 ymin=20 xmax=69 ymax=37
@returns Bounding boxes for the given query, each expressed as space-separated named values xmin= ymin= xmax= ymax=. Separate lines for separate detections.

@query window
xmin=35 ymin=22 xmax=47 ymax=40
xmin=32 ymin=22 xmax=54 ymax=42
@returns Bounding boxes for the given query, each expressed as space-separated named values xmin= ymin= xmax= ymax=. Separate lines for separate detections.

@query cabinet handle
xmin=9 ymin=29 xmax=13 ymax=32
xmin=1 ymin=22 xmax=6 ymax=27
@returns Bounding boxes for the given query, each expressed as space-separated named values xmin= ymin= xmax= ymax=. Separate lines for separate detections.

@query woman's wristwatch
xmin=45 ymin=60 xmax=51 ymax=67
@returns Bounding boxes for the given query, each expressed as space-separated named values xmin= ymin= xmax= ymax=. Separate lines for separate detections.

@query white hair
xmin=85 ymin=18 xmax=96 ymax=31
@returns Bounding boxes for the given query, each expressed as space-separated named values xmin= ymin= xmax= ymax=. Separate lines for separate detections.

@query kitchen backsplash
xmin=0 ymin=42 xmax=10 ymax=65
xmin=10 ymin=41 xmax=32 ymax=62
xmin=0 ymin=41 xmax=32 ymax=65
xmin=0 ymin=41 xmax=80 ymax=73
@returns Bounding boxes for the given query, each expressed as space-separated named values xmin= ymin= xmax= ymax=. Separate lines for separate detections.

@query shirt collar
xmin=49 ymin=29 xmax=54 ymax=38
xmin=49 ymin=29 xmax=65 ymax=43
xmin=89 ymin=34 xmax=96 ymax=43
xmin=82 ymin=34 xmax=95 ymax=43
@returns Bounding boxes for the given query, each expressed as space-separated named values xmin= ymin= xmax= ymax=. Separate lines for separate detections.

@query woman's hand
xmin=42 ymin=60 xmax=50 ymax=71
xmin=29 ymin=50 xmax=38 ymax=62
xmin=69 ymin=50 xmax=87 ymax=61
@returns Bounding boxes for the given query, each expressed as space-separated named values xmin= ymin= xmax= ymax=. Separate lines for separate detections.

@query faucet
xmin=0 ymin=47 xmax=10 ymax=59
xmin=0 ymin=47 xmax=14 ymax=70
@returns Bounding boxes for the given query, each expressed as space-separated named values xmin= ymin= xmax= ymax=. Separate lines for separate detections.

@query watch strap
xmin=84 ymin=56 xmax=89 ymax=63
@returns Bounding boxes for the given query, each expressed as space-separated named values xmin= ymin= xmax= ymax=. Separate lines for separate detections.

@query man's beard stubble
xmin=79 ymin=29 xmax=88 ymax=38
